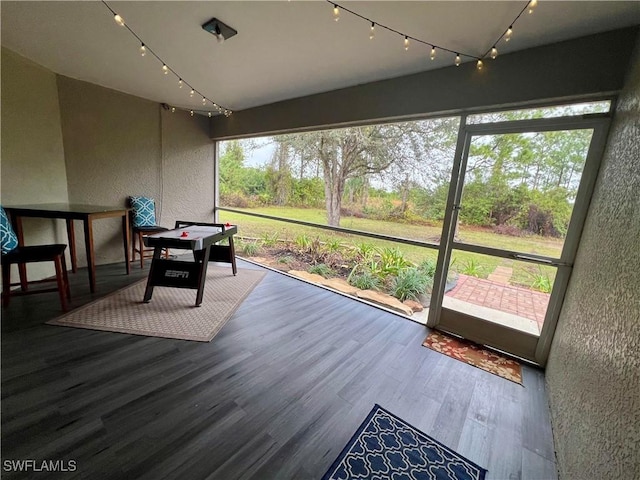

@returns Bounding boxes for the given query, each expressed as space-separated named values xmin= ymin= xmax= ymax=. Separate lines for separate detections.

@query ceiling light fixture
xmin=202 ymin=18 xmax=238 ymax=44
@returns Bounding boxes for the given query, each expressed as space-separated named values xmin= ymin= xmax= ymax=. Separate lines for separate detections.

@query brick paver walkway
xmin=445 ymin=274 xmax=549 ymax=330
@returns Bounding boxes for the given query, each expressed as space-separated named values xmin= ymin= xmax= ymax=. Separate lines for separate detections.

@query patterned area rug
xmin=322 ymin=404 xmax=487 ymax=480
xmin=423 ymin=331 xmax=522 ymax=384
xmin=47 ymin=267 xmax=265 ymax=342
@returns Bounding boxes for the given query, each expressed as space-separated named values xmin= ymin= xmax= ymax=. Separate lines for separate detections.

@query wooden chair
xmin=1 ymin=207 xmax=71 ymax=312
xmin=129 ymin=196 xmax=169 ymax=268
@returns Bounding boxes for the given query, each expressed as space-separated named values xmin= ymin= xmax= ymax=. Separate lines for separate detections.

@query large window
xmin=217 ymin=100 xmax=610 ymax=351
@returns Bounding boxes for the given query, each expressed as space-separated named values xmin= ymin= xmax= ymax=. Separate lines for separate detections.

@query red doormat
xmin=423 ymin=331 xmax=522 ymax=384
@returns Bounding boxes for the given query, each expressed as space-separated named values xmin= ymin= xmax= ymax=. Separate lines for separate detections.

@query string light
xmin=476 ymin=59 xmax=484 ymax=70
xmin=102 ymin=1 xmax=232 ymax=117
xmin=190 ymin=110 xmax=194 ymax=116
xmin=369 ymin=22 xmax=375 ymax=40
xmin=325 ymin=1 xmax=538 ymax=73
xmin=208 ymin=112 xmax=212 ymax=117
xmin=171 ymin=107 xmax=176 ymax=113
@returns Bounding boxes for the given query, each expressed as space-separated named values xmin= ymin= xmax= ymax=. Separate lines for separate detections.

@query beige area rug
xmin=47 ymin=267 xmax=266 ymax=342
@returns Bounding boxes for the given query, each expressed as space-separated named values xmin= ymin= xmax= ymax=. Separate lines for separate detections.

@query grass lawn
xmin=220 ymin=206 xmax=562 ymax=291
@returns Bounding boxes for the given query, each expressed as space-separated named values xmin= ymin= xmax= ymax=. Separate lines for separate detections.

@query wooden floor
xmin=1 ymin=259 xmax=557 ymax=479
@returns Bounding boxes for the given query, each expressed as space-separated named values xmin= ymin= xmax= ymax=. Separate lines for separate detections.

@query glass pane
xmin=467 ymin=100 xmax=611 ymax=124
xmin=218 ymin=211 xmax=439 ymax=324
xmin=444 ymin=251 xmax=555 ymax=336
xmin=456 ymin=129 xmax=593 ymax=257
xmin=217 ymin=116 xmax=459 ymax=244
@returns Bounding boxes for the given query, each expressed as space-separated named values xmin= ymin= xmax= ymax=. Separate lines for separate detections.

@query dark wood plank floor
xmin=1 ymin=259 xmax=557 ymax=479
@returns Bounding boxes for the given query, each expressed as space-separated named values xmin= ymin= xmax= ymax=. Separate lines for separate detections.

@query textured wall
xmin=159 ymin=108 xmax=214 ymax=226
xmin=2 ymin=51 xmax=215 ymax=274
xmin=57 ymin=75 xmax=163 ymax=265
xmin=546 ymin=36 xmax=640 ymax=478
xmin=56 ymin=75 xmax=215 ymax=266
xmin=1 ymin=48 xmax=69 ymax=279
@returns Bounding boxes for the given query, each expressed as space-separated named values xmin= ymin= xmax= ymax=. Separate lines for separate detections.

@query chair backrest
xmin=129 ymin=196 xmax=158 ymax=228
xmin=0 ymin=207 xmax=19 ymax=254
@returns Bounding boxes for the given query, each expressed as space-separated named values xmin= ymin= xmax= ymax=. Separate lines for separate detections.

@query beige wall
xmin=1 ymin=49 xmax=215 ymax=277
xmin=546 ymin=37 xmax=640 ymax=478
xmin=1 ymin=48 xmax=69 ymax=279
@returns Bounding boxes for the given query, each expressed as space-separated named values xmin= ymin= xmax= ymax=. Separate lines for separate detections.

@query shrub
xmin=242 ymin=241 xmax=261 ymax=256
xmin=308 ymin=263 xmax=334 ymax=278
xmin=391 ymin=267 xmax=432 ymax=302
xmin=348 ymin=271 xmax=381 ymax=290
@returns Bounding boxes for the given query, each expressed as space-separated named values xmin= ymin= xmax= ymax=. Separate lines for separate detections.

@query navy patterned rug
xmin=322 ymin=404 xmax=487 ymax=480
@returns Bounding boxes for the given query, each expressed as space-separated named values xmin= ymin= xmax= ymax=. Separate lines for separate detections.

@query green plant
xmin=377 ymin=247 xmax=412 ymax=276
xmin=323 ymin=238 xmax=343 ymax=253
xmin=354 ymin=242 xmax=376 ymax=260
xmin=391 ymin=267 xmax=431 ymax=302
xmin=242 ymin=241 xmax=261 ymax=256
xmin=461 ymin=258 xmax=484 ymax=277
xmin=418 ymin=258 xmax=437 ymax=277
xmin=261 ymin=231 xmax=279 ymax=247
xmin=295 ymin=234 xmax=311 ymax=251
xmin=348 ymin=271 xmax=381 ymax=290
xmin=308 ymin=263 xmax=333 ymax=278
xmin=277 ymin=255 xmax=294 ymax=264
xmin=528 ymin=267 xmax=553 ymax=293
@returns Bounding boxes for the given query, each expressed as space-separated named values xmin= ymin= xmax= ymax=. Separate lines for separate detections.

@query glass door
xmin=427 ymin=114 xmax=610 ymax=365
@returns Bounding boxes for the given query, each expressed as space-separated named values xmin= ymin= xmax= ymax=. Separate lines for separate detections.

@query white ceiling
xmin=2 ymin=1 xmax=639 ymax=114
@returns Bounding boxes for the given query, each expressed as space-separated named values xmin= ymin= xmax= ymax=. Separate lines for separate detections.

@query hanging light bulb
xmin=477 ymin=59 xmax=484 ymax=70
xmin=113 ymin=14 xmax=125 ymax=27
xmin=178 ymin=79 xmax=183 ymax=89
xmin=162 ymin=64 xmax=169 ymax=75
xmin=213 ymin=103 xmax=218 ymax=109
xmin=333 ymin=5 xmax=340 ymax=22
xmin=528 ymin=0 xmax=538 ymax=14
xmin=190 ymin=110 xmax=194 ymax=117
xmin=490 ymin=46 xmax=498 ymax=59
xmin=171 ymin=107 xmax=176 ymax=113
xmin=505 ymin=26 xmax=513 ymax=42
xmin=202 ymin=97 xmax=207 ymax=105
xmin=208 ymin=112 xmax=212 ymax=118
xmin=455 ymin=53 xmax=461 ymax=66
xmin=139 ymin=44 xmax=146 ymax=56
xmin=404 ymin=36 xmax=409 ymax=51
xmin=430 ymin=46 xmax=436 ymax=61
xmin=189 ymin=89 xmax=195 ymax=98
xmin=369 ymin=22 xmax=375 ymax=40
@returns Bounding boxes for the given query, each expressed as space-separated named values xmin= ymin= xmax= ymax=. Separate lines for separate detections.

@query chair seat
xmin=2 ymin=244 xmax=67 ymax=264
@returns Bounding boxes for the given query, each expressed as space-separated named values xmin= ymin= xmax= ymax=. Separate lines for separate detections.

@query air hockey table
xmin=142 ymin=221 xmax=237 ymax=306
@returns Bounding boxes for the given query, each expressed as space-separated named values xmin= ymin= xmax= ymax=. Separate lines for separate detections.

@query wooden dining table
xmin=4 ymin=203 xmax=131 ymax=293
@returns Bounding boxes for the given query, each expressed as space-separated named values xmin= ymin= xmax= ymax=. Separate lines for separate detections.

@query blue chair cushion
xmin=130 ymin=196 xmax=157 ymax=228
xmin=1 ymin=207 xmax=19 ymax=254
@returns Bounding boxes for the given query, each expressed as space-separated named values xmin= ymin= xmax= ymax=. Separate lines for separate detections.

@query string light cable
xmin=101 ymin=1 xmax=232 ymax=116
xmin=328 ymin=0 xmax=537 ymax=68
